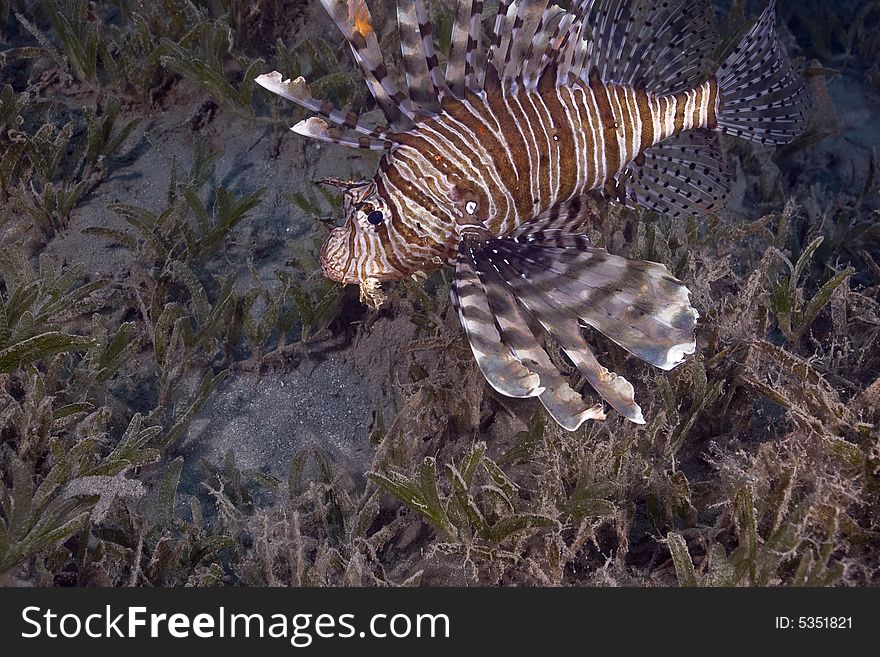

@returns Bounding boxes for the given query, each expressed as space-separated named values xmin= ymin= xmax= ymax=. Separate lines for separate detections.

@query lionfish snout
xmin=319 ymin=226 xmax=352 ymax=284
xmin=320 ymin=224 xmax=402 ymax=285
xmin=319 ymin=223 xmax=393 ymax=310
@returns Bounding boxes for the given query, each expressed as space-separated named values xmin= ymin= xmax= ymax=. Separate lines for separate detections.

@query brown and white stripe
xmin=357 ymin=72 xmax=721 ymax=275
xmin=263 ymin=0 xmax=807 ymax=429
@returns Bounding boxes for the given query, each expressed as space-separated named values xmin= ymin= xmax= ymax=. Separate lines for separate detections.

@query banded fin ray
xmin=500 ymin=0 xmax=552 ymax=87
xmin=414 ymin=0 xmax=451 ymax=99
xmin=457 ymin=225 xmax=640 ymax=424
xmin=531 ymin=11 xmax=575 ymax=88
xmin=508 ymin=194 xmax=595 ymax=238
xmin=491 ymin=229 xmax=699 ymax=371
xmin=485 ymin=288 xmax=608 ymax=430
xmin=290 ymin=116 xmax=392 ymax=150
xmin=539 ymin=310 xmax=645 ymax=424
xmin=397 ymin=0 xmax=442 ymax=112
xmin=452 ymin=234 xmax=546 ymax=399
xmin=551 ymin=13 xmax=581 ymax=87
xmin=519 ymin=4 xmax=569 ymax=89
xmin=475 ymin=232 xmax=607 ymax=429
xmin=485 ymin=0 xmax=516 ymax=88
xmin=482 ymin=241 xmax=646 ymax=423
xmin=254 ymin=72 xmax=393 ymax=146
xmin=318 ymin=0 xmax=417 ymax=128
xmin=455 ymin=215 xmax=698 ymax=424
xmin=446 ymin=0 xmax=485 ymax=97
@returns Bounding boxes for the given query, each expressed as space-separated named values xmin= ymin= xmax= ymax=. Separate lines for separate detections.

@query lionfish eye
xmin=367 ymin=210 xmax=384 ymax=225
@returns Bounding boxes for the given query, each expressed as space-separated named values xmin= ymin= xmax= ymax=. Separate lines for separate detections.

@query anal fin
xmin=612 ymin=130 xmax=730 ymax=218
xmin=508 ymin=194 xmax=597 ymax=238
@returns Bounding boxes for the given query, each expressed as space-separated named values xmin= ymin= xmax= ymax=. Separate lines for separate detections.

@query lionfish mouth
xmin=319 ymin=229 xmax=405 ymax=286
xmin=318 ymin=251 xmax=348 ymax=284
xmin=319 ymin=235 xmax=388 ymax=309
xmin=321 ymin=247 xmax=344 ymax=285
xmin=318 ymin=228 xmax=353 ymax=284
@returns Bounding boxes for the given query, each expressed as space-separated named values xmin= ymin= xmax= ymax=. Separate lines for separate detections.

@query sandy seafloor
xmin=1 ymin=0 xmax=879 ymax=585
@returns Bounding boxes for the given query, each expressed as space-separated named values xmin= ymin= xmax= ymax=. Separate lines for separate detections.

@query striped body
xmin=323 ymin=75 xmax=720 ymax=283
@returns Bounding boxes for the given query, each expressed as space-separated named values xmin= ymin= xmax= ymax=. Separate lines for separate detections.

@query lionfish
xmin=256 ymin=0 xmax=808 ymax=429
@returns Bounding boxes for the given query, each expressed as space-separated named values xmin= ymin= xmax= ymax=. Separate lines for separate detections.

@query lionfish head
xmin=319 ymin=178 xmax=406 ymax=287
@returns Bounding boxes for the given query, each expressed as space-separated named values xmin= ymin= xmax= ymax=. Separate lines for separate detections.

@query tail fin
xmin=716 ymin=0 xmax=809 ymax=144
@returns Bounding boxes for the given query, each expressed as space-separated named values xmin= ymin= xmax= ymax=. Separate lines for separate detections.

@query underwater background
xmin=0 ymin=0 xmax=878 ymax=586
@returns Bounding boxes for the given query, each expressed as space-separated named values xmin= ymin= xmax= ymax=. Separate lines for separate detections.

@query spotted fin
xmin=563 ymin=0 xmax=718 ymax=94
xmin=610 ymin=130 xmax=730 ymax=217
xmin=478 ymin=0 xmax=719 ymax=94
xmin=716 ymin=0 xmax=809 ymax=144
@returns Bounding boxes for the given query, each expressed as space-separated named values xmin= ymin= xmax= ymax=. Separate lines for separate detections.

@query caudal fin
xmin=716 ymin=0 xmax=809 ymax=144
